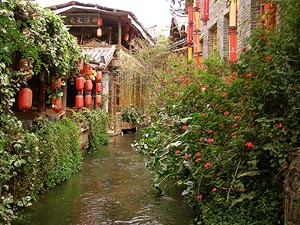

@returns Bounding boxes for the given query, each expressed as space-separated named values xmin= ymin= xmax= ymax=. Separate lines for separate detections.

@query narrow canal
xmin=14 ymin=134 xmax=195 ymax=225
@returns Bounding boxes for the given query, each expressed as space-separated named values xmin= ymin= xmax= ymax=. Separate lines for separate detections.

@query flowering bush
xmin=133 ymin=1 xmax=300 ymax=224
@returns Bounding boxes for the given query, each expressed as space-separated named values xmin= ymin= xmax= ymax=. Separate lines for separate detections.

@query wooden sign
xmin=63 ymin=14 xmax=98 ymax=27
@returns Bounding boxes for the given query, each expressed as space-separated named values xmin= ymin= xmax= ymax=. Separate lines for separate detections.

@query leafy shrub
xmin=134 ymin=1 xmax=299 ymax=224
xmin=71 ymin=110 xmax=108 ymax=152
xmin=32 ymin=118 xmax=82 ymax=189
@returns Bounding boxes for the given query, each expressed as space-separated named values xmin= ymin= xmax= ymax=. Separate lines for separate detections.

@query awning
xmin=81 ymin=45 xmax=116 ymax=70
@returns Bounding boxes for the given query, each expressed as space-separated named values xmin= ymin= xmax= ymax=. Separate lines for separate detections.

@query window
xmin=209 ymin=24 xmax=218 ymax=56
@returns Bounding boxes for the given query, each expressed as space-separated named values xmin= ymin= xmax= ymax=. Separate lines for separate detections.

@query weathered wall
xmin=200 ymin=0 xmax=260 ymax=59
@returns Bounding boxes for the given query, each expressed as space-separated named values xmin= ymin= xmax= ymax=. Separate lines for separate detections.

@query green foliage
xmin=0 ymin=114 xmax=38 ymax=224
xmin=32 ymin=118 xmax=82 ymax=189
xmin=0 ymin=109 xmax=108 ymax=223
xmin=133 ymin=1 xmax=300 ymax=224
xmin=120 ymin=107 xmax=145 ymax=126
xmin=71 ymin=110 xmax=108 ymax=152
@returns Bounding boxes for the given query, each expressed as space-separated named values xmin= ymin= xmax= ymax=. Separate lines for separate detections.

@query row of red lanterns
xmin=75 ymin=71 xmax=103 ymax=109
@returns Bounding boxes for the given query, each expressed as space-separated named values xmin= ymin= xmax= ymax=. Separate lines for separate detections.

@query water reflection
xmin=14 ymin=134 xmax=194 ymax=225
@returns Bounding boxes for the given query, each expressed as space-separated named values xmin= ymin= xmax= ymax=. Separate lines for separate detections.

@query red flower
xmin=196 ymin=152 xmax=202 ymax=157
xmin=246 ymin=72 xmax=252 ymax=77
xmin=231 ymin=123 xmax=238 ymax=128
xmin=242 ymin=47 xmax=247 ymax=52
xmin=195 ymin=158 xmax=201 ymax=162
xmin=175 ymin=150 xmax=181 ymax=155
xmin=204 ymin=162 xmax=212 ymax=168
xmin=207 ymin=130 xmax=213 ymax=134
xmin=245 ymin=142 xmax=254 ymax=149
xmin=266 ymin=55 xmax=271 ymax=61
xmin=261 ymin=34 xmax=267 ymax=40
xmin=207 ymin=138 xmax=214 ymax=143
xmin=221 ymin=92 xmax=227 ymax=97
xmin=232 ymin=131 xmax=237 ymax=138
xmin=181 ymin=125 xmax=188 ymax=131
xmin=184 ymin=154 xmax=189 ymax=159
xmin=212 ymin=187 xmax=217 ymax=192
xmin=219 ymin=122 xmax=224 ymax=127
xmin=201 ymin=85 xmax=208 ymax=91
xmin=234 ymin=115 xmax=240 ymax=120
xmin=275 ymin=123 xmax=283 ymax=128
xmin=224 ymin=111 xmax=230 ymax=116
xmin=199 ymin=137 xmax=205 ymax=142
xmin=196 ymin=194 xmax=203 ymax=200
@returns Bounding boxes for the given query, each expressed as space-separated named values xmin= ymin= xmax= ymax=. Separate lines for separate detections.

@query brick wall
xmin=200 ymin=0 xmax=260 ymax=60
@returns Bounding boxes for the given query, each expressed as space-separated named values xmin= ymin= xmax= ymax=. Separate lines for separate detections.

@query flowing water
xmin=13 ymin=134 xmax=195 ymax=225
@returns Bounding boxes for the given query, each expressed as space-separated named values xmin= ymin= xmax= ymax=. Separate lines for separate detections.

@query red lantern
xmin=75 ymin=95 xmax=84 ymax=109
xmin=85 ymin=80 xmax=93 ymax=91
xmin=76 ymin=77 xmax=85 ymax=91
xmin=95 ymin=95 xmax=102 ymax=105
xmin=18 ymin=87 xmax=32 ymax=111
xmin=51 ymin=97 xmax=62 ymax=113
xmin=202 ymin=0 xmax=209 ymax=21
xmin=187 ymin=25 xmax=193 ymax=45
xmin=85 ymin=95 xmax=92 ymax=107
xmin=95 ymin=83 xmax=102 ymax=93
xmin=51 ymin=78 xmax=62 ymax=91
xmin=95 ymin=71 xmax=102 ymax=82
xmin=124 ymin=23 xmax=130 ymax=32
xmin=123 ymin=33 xmax=129 ymax=41
xmin=97 ymin=17 xmax=103 ymax=26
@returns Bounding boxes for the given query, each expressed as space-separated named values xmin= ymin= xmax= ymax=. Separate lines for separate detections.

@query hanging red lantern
xmin=18 ymin=87 xmax=32 ymax=111
xmin=124 ymin=23 xmax=130 ymax=32
xmin=75 ymin=95 xmax=84 ymax=109
xmin=51 ymin=97 xmax=62 ymax=113
xmin=85 ymin=95 xmax=92 ymax=107
xmin=202 ymin=0 xmax=209 ymax=22
xmin=95 ymin=71 xmax=102 ymax=83
xmin=187 ymin=25 xmax=193 ymax=45
xmin=123 ymin=33 xmax=129 ymax=41
xmin=76 ymin=77 xmax=85 ymax=91
xmin=95 ymin=95 xmax=102 ymax=105
xmin=85 ymin=80 xmax=93 ymax=91
xmin=51 ymin=78 xmax=62 ymax=91
xmin=97 ymin=17 xmax=103 ymax=26
xmin=95 ymin=83 xmax=102 ymax=93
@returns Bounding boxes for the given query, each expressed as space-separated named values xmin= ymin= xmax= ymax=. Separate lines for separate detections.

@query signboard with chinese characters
xmin=63 ymin=14 xmax=98 ymax=27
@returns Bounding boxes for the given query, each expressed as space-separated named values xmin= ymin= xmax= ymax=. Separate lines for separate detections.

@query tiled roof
xmin=81 ymin=45 xmax=116 ymax=69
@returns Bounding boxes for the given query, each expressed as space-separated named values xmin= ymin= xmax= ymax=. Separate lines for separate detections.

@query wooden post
xmin=118 ymin=21 xmax=122 ymax=45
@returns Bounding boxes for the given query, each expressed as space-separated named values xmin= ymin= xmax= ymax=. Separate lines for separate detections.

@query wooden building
xmin=47 ymin=1 xmax=155 ymax=134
